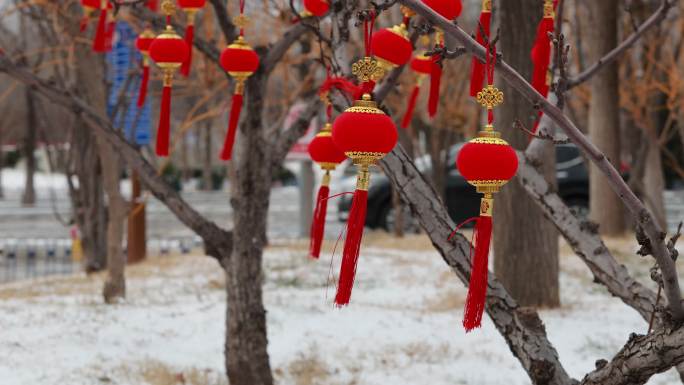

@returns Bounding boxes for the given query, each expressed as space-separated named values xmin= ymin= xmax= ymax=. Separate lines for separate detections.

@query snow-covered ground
xmin=0 ymin=235 xmax=681 ymax=385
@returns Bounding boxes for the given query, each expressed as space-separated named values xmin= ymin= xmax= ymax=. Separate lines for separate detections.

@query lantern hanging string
xmin=363 ymin=11 xmax=376 ymax=58
xmin=485 ymin=42 xmax=497 ymax=125
xmin=239 ymin=0 xmax=246 ymax=36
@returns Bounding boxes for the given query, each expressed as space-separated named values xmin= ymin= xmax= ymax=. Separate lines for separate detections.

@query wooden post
xmin=127 ymin=171 xmax=146 ymax=263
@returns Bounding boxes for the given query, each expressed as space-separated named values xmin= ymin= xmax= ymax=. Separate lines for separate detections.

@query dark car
xmin=337 ymin=143 xmax=590 ymax=232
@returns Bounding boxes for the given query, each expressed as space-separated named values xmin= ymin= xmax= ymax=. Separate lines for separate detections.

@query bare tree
xmin=493 ymin=0 xmax=559 ymax=307
xmin=2 ymin=1 xmax=684 ymax=384
xmin=587 ymin=0 xmax=626 ymax=235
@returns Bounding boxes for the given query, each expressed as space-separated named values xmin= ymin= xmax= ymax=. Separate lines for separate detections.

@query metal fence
xmin=0 ymin=236 xmax=202 ymax=284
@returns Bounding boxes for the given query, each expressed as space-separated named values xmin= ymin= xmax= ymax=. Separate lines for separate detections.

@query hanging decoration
xmin=79 ymin=0 xmax=100 ymax=32
xmin=331 ymin=12 xmax=398 ymax=306
xmin=135 ymin=27 xmax=155 ymax=108
xmin=301 ymin=0 xmax=329 ymax=17
xmin=455 ymin=44 xmax=518 ymax=332
xmin=219 ymin=0 xmax=259 ymax=161
xmin=148 ymin=0 xmax=190 ymax=156
xmin=401 ymin=49 xmax=431 ymax=129
xmin=92 ymin=0 xmax=110 ymax=52
xmin=147 ymin=0 xmax=159 ymax=11
xmin=307 ymin=86 xmax=347 ymax=259
xmin=104 ymin=2 xmax=116 ymax=52
xmin=371 ymin=6 xmax=414 ymax=70
xmin=530 ymin=0 xmax=556 ymax=132
xmin=177 ymin=0 xmax=206 ymax=77
xmin=469 ymin=0 xmax=491 ymax=97
xmin=420 ymin=0 xmax=462 ymax=118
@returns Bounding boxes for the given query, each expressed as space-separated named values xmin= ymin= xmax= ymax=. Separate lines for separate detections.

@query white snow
xmin=0 ymin=237 xmax=681 ymax=385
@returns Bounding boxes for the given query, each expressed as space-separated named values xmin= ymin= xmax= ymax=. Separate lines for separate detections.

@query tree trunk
xmin=71 ymin=122 xmax=108 ymax=272
xmin=299 ymin=159 xmax=314 ymax=237
xmin=72 ymin=29 xmax=109 ymax=273
xmin=225 ymin=74 xmax=274 ymax=385
xmin=127 ymin=171 xmax=146 ymax=263
xmin=643 ymin=137 xmax=666 ymax=229
xmin=202 ymin=120 xmax=212 ymax=190
xmin=587 ymin=0 xmax=625 ymax=235
xmin=493 ymin=0 xmax=560 ymax=308
xmin=99 ymin=137 xmax=127 ymax=303
xmin=22 ymin=87 xmax=37 ymax=206
xmin=0 ymin=125 xmax=4 ymax=199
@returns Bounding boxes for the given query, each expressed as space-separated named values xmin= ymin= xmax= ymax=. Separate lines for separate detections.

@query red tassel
xmin=92 ymin=7 xmax=107 ymax=52
xmin=469 ymin=10 xmax=491 ymax=97
xmin=401 ymin=84 xmax=420 ymax=129
xmin=104 ymin=20 xmax=115 ymax=51
xmin=335 ymin=188 xmax=368 ymax=307
xmin=530 ymin=17 xmax=554 ymax=95
xmin=137 ymin=64 xmax=150 ymax=108
xmin=79 ymin=16 xmax=89 ymax=33
xmin=220 ymin=93 xmax=243 ymax=161
xmin=309 ymin=184 xmax=330 ymax=259
xmin=428 ymin=54 xmax=441 ymax=118
xmin=180 ymin=25 xmax=194 ymax=77
xmin=156 ymin=85 xmax=172 ymax=157
xmin=463 ymin=215 xmax=492 ymax=332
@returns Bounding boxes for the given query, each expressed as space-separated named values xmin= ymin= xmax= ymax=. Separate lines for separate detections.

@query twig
xmin=567 ymin=0 xmax=675 ymax=89
xmin=399 ymin=0 xmax=684 ymax=321
xmin=514 ymin=119 xmax=570 ymax=144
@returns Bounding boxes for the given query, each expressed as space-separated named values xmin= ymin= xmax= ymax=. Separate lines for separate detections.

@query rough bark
xmin=100 ymin=137 xmax=127 ymax=303
xmin=400 ymin=0 xmax=684 ymax=321
xmin=22 ymin=87 xmax=37 ymax=206
xmin=381 ymin=146 xmax=575 ymax=385
xmin=580 ymin=327 xmax=684 ymax=385
xmin=643 ymin=138 xmax=667 ymax=229
xmin=202 ymin=120 xmax=212 ymax=190
xmin=494 ymin=0 xmax=560 ymax=308
xmin=225 ymin=72 xmax=274 ymax=385
xmin=127 ymin=171 xmax=146 ymax=263
xmin=587 ymin=0 xmax=625 ymax=236
xmin=516 ymin=151 xmax=656 ymax=320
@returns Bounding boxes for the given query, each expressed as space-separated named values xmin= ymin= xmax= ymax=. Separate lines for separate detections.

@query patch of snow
xmin=0 ymin=244 xmax=680 ymax=384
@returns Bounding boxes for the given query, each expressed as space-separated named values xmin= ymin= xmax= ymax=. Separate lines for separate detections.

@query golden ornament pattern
xmin=476 ymin=84 xmax=504 ymax=109
xmin=352 ymin=57 xmax=385 ymax=83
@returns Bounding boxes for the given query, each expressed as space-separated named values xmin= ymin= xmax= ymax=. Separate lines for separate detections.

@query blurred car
xmin=337 ymin=143 xmax=590 ymax=232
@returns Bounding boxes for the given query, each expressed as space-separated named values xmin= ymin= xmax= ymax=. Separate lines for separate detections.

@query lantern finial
xmin=161 ymin=0 xmax=175 ymax=15
xmin=352 ymin=57 xmax=385 ymax=83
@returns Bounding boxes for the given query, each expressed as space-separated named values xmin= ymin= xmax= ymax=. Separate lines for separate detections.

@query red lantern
xmin=400 ymin=53 xmax=432 ymax=129
xmin=92 ymin=0 xmax=110 ymax=52
xmin=177 ymin=0 xmax=206 ymax=76
xmin=79 ymin=0 xmax=100 ymax=32
xmin=331 ymin=93 xmax=397 ymax=306
xmin=371 ymin=26 xmax=412 ymax=69
xmin=147 ymin=0 xmax=159 ymax=11
xmin=135 ymin=27 xmax=155 ymax=108
xmin=530 ymin=0 xmax=557 ymax=132
xmin=455 ymin=66 xmax=518 ymax=331
xmin=307 ymin=123 xmax=347 ymax=259
xmin=302 ymin=0 xmax=329 ymax=17
xmin=149 ymin=1 xmax=190 ymax=157
xmin=421 ymin=0 xmax=462 ymax=20
xmin=219 ymin=36 xmax=259 ymax=160
xmin=469 ymin=0 xmax=492 ymax=97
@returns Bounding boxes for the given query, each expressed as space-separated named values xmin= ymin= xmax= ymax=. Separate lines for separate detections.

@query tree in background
xmin=587 ymin=0 xmax=626 ymax=235
xmin=493 ymin=0 xmax=559 ymax=308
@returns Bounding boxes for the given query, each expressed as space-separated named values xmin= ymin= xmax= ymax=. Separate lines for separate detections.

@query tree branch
xmin=207 ymin=0 xmax=239 ymax=43
xmin=0 ymin=54 xmax=233 ymax=265
xmin=399 ymin=0 xmax=684 ymax=321
xmin=262 ymin=22 xmax=311 ymax=74
xmin=380 ymin=145 xmax=575 ymax=385
xmin=567 ymin=0 xmax=675 ymax=89
xmin=580 ymin=327 xmax=684 ymax=385
xmin=516 ymin=151 xmax=657 ymax=321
